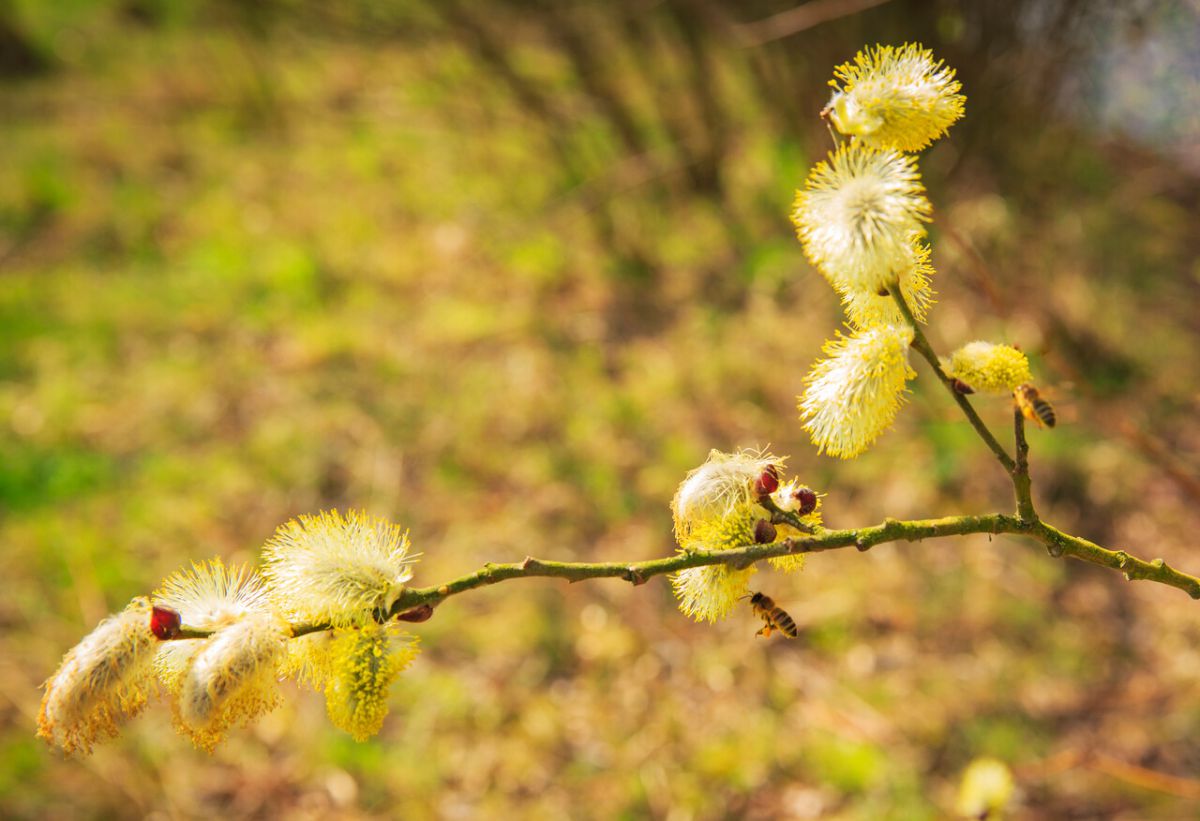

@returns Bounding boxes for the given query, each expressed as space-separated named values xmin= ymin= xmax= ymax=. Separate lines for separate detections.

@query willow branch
xmin=890 ymin=288 xmax=1016 ymax=474
xmin=166 ymin=511 xmax=1200 ymax=640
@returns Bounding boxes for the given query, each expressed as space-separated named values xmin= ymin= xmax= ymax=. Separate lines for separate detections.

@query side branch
xmin=890 ymin=289 xmax=1016 ymax=474
xmin=1012 ymin=409 xmax=1037 ymax=522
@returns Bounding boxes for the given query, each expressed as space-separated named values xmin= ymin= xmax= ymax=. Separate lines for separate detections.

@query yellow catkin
xmin=841 ymin=236 xmax=936 ymax=329
xmin=672 ymin=505 xmax=774 ymax=622
xmin=947 ymin=341 xmax=1032 ymax=394
xmin=671 ymin=448 xmax=781 ymax=543
xmin=827 ymin=42 xmax=965 ymax=152
xmin=153 ymin=559 xmax=271 ymax=694
xmin=324 ymin=624 xmax=420 ymax=742
xmin=792 ymin=143 xmax=931 ymax=296
xmin=262 ymin=510 xmax=418 ymax=627
xmin=768 ymin=480 xmax=823 ymax=573
xmin=800 ymin=325 xmax=916 ymax=459
xmin=177 ymin=612 xmax=289 ymax=752
xmin=37 ymin=598 xmax=157 ymax=755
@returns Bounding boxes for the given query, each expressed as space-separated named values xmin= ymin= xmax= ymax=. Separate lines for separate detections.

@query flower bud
xmin=794 ymin=487 xmax=818 ymax=516
xmin=150 ymin=606 xmax=182 ymax=640
xmin=753 ymin=519 xmax=778 ymax=545
xmin=754 ymin=466 xmax=780 ymax=497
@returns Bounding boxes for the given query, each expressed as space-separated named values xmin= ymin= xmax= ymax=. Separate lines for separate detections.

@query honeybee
xmin=1014 ymin=383 xmax=1056 ymax=429
xmin=747 ymin=592 xmax=799 ymax=639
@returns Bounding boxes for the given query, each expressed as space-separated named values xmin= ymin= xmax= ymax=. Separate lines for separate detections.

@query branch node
xmin=855 ymin=538 xmax=871 ymax=552
xmin=1045 ymin=540 xmax=1064 ymax=558
xmin=521 ymin=556 xmax=540 ymax=570
xmin=1114 ymin=551 xmax=1130 ymax=569
xmin=623 ymin=566 xmax=647 ymax=586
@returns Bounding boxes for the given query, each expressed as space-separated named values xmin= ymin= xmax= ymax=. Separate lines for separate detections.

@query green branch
xmin=174 ymin=511 xmax=1200 ymax=641
xmin=890 ymin=288 xmax=1016 ymax=474
xmin=378 ymin=514 xmax=1200 ymax=612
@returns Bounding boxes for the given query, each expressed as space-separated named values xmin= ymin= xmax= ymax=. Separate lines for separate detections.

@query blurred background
xmin=2 ymin=0 xmax=1200 ymax=817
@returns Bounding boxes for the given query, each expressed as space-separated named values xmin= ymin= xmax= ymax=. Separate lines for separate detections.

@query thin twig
xmin=1012 ymin=407 xmax=1037 ymax=523
xmin=891 ymin=288 xmax=1017 ymax=474
xmin=734 ymin=0 xmax=895 ymax=47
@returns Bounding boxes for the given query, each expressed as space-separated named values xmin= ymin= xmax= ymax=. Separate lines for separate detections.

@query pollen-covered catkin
xmin=826 ymin=42 xmax=965 ymax=152
xmin=671 ymin=448 xmax=781 ymax=542
xmin=841 ymin=236 xmax=936 ymax=329
xmin=800 ymin=324 xmax=916 ymax=459
xmin=792 ymin=143 xmax=931 ymax=296
xmin=153 ymin=559 xmax=272 ymax=693
xmin=672 ymin=504 xmax=773 ymax=622
xmin=946 ymin=341 xmax=1032 ymax=394
xmin=177 ymin=611 xmax=289 ymax=752
xmin=324 ymin=624 xmax=420 ymax=742
xmin=37 ymin=598 xmax=157 ymax=755
xmin=768 ymin=479 xmax=823 ymax=573
xmin=262 ymin=510 xmax=418 ymax=627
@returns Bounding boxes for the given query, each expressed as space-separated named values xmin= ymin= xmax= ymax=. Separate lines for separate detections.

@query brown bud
xmin=395 ymin=604 xmax=434 ymax=623
xmin=754 ymin=466 xmax=780 ymax=497
xmin=753 ymin=519 xmax=777 ymax=544
xmin=793 ymin=487 xmax=818 ymax=516
xmin=951 ymin=378 xmax=975 ymax=395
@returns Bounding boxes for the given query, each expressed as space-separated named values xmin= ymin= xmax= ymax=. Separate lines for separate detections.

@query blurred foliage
xmin=1 ymin=0 xmax=1200 ymax=818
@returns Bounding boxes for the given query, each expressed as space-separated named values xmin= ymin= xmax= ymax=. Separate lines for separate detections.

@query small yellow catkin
xmin=768 ymin=479 xmax=823 ymax=574
xmin=956 ymin=758 xmax=1015 ymax=819
xmin=37 ymin=598 xmax=157 ymax=755
xmin=324 ymin=624 xmax=420 ymax=742
xmin=947 ymin=341 xmax=1032 ymax=394
xmin=841 ymin=236 xmax=936 ymax=329
xmin=153 ymin=559 xmax=271 ymax=694
xmin=177 ymin=611 xmax=289 ymax=752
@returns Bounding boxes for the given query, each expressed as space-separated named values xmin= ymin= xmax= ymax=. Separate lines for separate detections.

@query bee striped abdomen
xmin=1014 ymin=384 xmax=1056 ymax=429
xmin=749 ymin=592 xmax=799 ymax=639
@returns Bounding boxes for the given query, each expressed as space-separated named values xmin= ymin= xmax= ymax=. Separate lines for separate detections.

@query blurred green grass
xmin=3 ymin=1 xmax=1200 ymax=819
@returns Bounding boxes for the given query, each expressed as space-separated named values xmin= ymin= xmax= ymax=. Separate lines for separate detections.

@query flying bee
xmin=1014 ymin=383 xmax=1056 ymax=428
xmin=746 ymin=592 xmax=799 ymax=639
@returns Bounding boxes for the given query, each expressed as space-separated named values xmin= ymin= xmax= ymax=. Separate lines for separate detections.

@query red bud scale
xmin=150 ymin=605 xmax=182 ymax=640
xmin=754 ymin=466 xmax=780 ymax=497
xmin=794 ymin=487 xmax=818 ymax=516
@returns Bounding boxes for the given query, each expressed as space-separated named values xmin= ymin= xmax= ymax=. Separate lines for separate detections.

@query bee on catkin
xmin=1014 ymin=383 xmax=1056 ymax=428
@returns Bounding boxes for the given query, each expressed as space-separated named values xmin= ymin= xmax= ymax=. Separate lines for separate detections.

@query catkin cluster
xmin=38 ymin=510 xmax=422 ymax=755
xmin=793 ymin=44 xmax=1042 ymax=456
xmin=669 ymin=449 xmax=822 ymax=623
xmin=791 ymin=43 xmax=965 ymax=458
